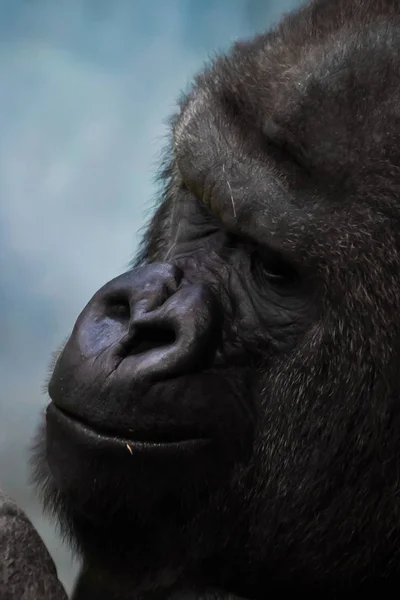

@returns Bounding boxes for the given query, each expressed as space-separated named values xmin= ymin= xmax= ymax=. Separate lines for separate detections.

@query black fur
xmin=31 ymin=0 xmax=400 ymax=597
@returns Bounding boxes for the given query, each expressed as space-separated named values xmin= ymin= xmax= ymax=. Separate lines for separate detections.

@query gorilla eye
xmin=250 ymin=249 xmax=297 ymax=286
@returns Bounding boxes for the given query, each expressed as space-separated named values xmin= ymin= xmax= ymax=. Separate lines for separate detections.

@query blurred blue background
xmin=0 ymin=0 xmax=302 ymax=594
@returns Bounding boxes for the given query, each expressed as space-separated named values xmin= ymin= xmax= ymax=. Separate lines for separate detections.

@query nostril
xmin=104 ymin=293 xmax=131 ymax=322
xmin=124 ymin=323 xmax=177 ymax=356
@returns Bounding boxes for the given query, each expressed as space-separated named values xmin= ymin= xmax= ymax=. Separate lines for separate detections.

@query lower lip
xmin=46 ymin=403 xmax=210 ymax=455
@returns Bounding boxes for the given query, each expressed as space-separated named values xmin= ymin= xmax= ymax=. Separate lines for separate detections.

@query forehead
xmin=175 ymin=13 xmax=400 ymax=201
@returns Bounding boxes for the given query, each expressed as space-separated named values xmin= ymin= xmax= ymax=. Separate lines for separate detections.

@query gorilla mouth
xmin=47 ymin=403 xmax=210 ymax=451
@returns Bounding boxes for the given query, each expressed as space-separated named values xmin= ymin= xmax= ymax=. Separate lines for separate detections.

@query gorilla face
xmin=33 ymin=0 xmax=400 ymax=597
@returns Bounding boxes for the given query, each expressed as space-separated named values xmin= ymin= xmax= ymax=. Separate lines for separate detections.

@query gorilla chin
xmin=32 ymin=0 xmax=400 ymax=598
xmin=45 ymin=403 xmax=212 ymax=512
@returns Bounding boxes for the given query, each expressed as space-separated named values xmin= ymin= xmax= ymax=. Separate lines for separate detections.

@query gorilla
xmin=31 ymin=0 xmax=400 ymax=597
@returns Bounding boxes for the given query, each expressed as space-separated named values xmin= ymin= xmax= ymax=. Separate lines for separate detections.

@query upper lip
xmin=51 ymin=403 xmax=208 ymax=445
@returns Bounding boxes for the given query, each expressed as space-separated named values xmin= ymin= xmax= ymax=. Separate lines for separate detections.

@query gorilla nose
xmin=67 ymin=262 xmax=222 ymax=382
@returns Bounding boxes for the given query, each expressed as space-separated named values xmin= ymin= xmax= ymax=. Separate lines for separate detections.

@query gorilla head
xmin=32 ymin=0 xmax=400 ymax=597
